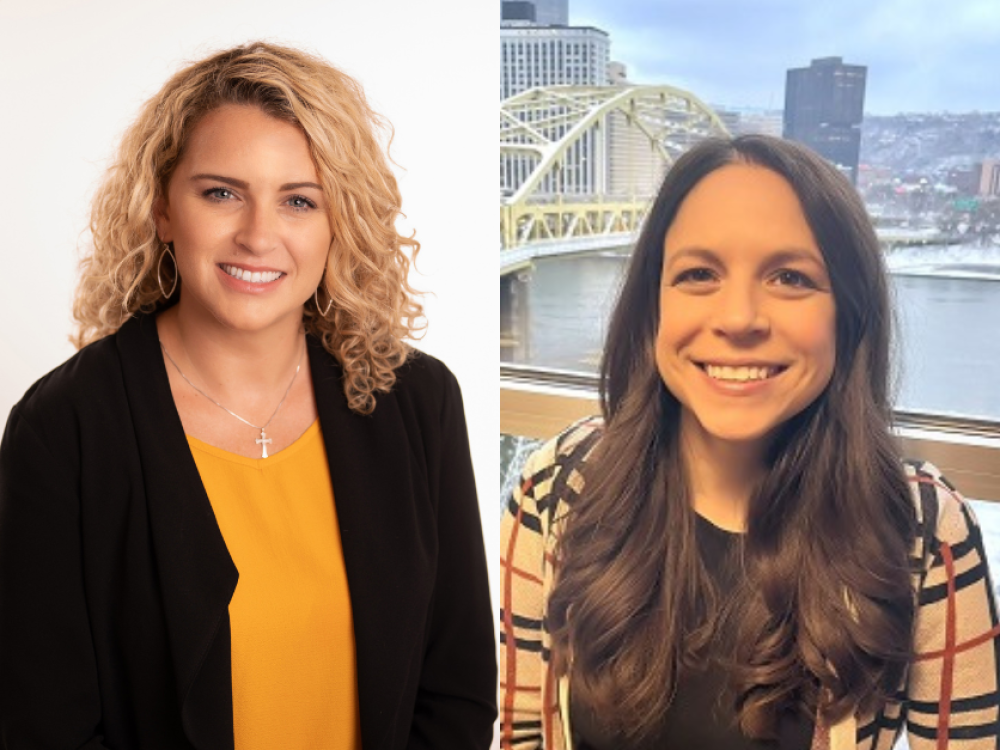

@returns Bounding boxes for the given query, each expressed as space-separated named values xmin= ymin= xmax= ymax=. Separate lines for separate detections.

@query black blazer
xmin=0 ymin=313 xmax=496 ymax=749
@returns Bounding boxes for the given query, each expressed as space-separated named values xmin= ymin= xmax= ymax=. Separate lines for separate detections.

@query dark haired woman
xmin=499 ymin=135 xmax=1000 ymax=749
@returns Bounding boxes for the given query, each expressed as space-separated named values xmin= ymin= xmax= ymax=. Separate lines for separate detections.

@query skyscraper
xmin=499 ymin=22 xmax=610 ymax=196
xmin=500 ymin=1 xmax=535 ymax=23
xmin=499 ymin=23 xmax=609 ymax=100
xmin=500 ymin=0 xmax=611 ymax=198
xmin=500 ymin=0 xmax=567 ymax=25
xmin=530 ymin=0 xmax=568 ymax=25
xmin=783 ymin=57 xmax=867 ymax=184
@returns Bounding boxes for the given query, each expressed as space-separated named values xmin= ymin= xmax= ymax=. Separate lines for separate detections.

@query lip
xmin=216 ymin=263 xmax=286 ymax=293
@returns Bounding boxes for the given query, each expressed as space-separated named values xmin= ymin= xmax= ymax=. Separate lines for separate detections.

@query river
xmin=501 ymin=243 xmax=1000 ymax=420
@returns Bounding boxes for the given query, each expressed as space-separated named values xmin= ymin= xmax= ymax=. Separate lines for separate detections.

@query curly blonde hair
xmin=73 ymin=41 xmax=424 ymax=413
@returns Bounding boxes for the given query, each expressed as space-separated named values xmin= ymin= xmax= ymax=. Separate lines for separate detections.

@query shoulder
xmin=510 ymin=417 xmax=604 ymax=524
xmin=2 ymin=333 xmax=126 ymax=483
xmin=309 ymin=344 xmax=461 ymax=407
xmin=9 ymin=334 xmax=122 ymax=433
xmin=308 ymin=340 xmax=461 ymax=420
xmin=903 ymin=458 xmax=982 ymax=554
xmin=10 ymin=312 xmax=159 ymax=430
xmin=379 ymin=348 xmax=466 ymax=433
xmin=904 ymin=460 xmax=1000 ymax=709
xmin=362 ymin=349 xmax=472 ymax=474
xmin=525 ymin=416 xmax=603 ymax=481
xmin=393 ymin=347 xmax=460 ymax=400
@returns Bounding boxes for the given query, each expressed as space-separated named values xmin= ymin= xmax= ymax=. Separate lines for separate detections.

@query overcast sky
xmin=570 ymin=0 xmax=998 ymax=115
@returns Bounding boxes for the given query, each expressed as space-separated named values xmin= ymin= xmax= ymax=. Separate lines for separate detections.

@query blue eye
xmin=287 ymin=195 xmax=317 ymax=211
xmin=204 ymin=187 xmax=235 ymax=201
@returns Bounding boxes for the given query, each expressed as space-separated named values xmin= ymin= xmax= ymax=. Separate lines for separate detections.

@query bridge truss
xmin=500 ymin=85 xmax=729 ymax=249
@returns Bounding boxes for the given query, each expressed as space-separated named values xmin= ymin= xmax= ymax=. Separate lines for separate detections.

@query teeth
xmin=222 ymin=265 xmax=282 ymax=283
xmin=704 ymin=364 xmax=777 ymax=382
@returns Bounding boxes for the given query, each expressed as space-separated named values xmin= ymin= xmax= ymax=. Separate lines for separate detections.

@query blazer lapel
xmin=116 ymin=314 xmax=238 ymax=750
xmin=309 ymin=341 xmax=436 ymax=750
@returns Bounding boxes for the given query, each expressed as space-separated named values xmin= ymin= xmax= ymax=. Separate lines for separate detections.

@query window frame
xmin=500 ymin=363 xmax=1000 ymax=502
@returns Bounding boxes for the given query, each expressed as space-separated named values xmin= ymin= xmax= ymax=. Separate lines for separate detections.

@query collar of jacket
xmin=116 ymin=313 xmax=433 ymax=750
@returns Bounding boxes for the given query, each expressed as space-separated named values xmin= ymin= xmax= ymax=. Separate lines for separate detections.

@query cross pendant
xmin=256 ymin=429 xmax=273 ymax=459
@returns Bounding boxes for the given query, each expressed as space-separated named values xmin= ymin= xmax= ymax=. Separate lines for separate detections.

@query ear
xmin=153 ymin=196 xmax=173 ymax=244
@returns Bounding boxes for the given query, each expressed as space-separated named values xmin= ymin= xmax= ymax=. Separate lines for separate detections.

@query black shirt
xmin=572 ymin=514 xmax=814 ymax=750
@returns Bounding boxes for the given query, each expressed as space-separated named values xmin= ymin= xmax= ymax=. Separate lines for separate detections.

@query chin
xmin=687 ymin=411 xmax=787 ymax=447
xmin=211 ymin=304 xmax=301 ymax=334
xmin=704 ymin=426 xmax=776 ymax=445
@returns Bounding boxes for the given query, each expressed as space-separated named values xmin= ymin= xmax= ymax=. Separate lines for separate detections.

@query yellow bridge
xmin=500 ymin=84 xmax=730 ymax=250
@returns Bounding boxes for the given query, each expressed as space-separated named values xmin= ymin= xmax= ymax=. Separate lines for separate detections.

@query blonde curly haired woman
xmin=0 ymin=42 xmax=496 ymax=749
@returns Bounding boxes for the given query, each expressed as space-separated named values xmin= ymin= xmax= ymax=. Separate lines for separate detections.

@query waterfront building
xmin=714 ymin=107 xmax=742 ymax=135
xmin=500 ymin=21 xmax=609 ymax=100
xmin=736 ymin=109 xmax=783 ymax=138
xmin=500 ymin=1 xmax=536 ymax=22
xmin=784 ymin=56 xmax=867 ymax=184
xmin=980 ymin=159 xmax=1000 ymax=197
xmin=499 ymin=0 xmax=567 ymax=25
xmin=706 ymin=107 xmax=784 ymax=139
xmin=531 ymin=0 xmax=568 ymax=25
xmin=500 ymin=20 xmax=610 ymax=197
xmin=941 ymin=164 xmax=980 ymax=196
xmin=608 ymin=60 xmax=627 ymax=85
xmin=603 ymin=63 xmax=672 ymax=199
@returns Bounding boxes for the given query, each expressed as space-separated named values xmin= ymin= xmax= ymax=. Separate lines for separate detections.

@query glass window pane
xmin=500 ymin=433 xmax=542 ymax=513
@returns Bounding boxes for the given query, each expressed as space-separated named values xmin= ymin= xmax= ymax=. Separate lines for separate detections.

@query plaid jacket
xmin=499 ymin=418 xmax=1000 ymax=750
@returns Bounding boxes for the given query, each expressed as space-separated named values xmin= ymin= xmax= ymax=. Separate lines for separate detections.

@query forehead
xmin=664 ymin=163 xmax=821 ymax=262
xmin=179 ymin=104 xmax=316 ymax=173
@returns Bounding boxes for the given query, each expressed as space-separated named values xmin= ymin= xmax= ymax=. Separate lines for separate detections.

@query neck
xmin=680 ymin=414 xmax=769 ymax=533
xmin=158 ymin=302 xmax=305 ymax=401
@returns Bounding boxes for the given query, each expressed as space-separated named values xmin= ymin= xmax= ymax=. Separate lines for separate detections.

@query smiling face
xmin=154 ymin=104 xmax=332 ymax=335
xmin=655 ymin=163 xmax=837 ymax=454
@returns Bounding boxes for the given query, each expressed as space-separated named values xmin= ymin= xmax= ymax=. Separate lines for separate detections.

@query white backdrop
xmin=0 ymin=1 xmax=497 ymax=581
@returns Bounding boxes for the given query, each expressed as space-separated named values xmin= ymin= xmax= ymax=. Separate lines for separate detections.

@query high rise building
xmin=500 ymin=22 xmax=609 ymax=101
xmin=500 ymin=0 xmax=567 ymax=25
xmin=783 ymin=57 xmax=867 ymax=184
xmin=980 ymin=159 xmax=1000 ymax=197
xmin=500 ymin=1 xmax=535 ymax=23
xmin=716 ymin=106 xmax=783 ymax=138
xmin=530 ymin=0 xmax=568 ymax=25
xmin=500 ymin=21 xmax=611 ymax=197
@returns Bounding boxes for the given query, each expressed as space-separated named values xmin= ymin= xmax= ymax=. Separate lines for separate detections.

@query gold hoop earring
xmin=314 ymin=284 xmax=334 ymax=317
xmin=157 ymin=243 xmax=179 ymax=299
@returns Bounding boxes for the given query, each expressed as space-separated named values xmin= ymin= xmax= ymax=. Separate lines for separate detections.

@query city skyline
xmin=567 ymin=0 xmax=999 ymax=115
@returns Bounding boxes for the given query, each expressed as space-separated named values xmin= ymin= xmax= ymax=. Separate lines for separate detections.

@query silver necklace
xmin=160 ymin=338 xmax=304 ymax=459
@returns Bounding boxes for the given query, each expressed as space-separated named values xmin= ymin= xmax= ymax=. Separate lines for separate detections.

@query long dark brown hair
xmin=548 ymin=135 xmax=916 ymax=741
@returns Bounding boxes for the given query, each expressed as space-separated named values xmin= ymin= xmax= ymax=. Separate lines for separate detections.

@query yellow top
xmin=188 ymin=420 xmax=361 ymax=750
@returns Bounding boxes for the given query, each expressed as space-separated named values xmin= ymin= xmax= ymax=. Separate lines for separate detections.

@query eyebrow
xmin=664 ymin=247 xmax=719 ymax=269
xmin=190 ymin=173 xmax=323 ymax=191
xmin=665 ymin=246 xmax=825 ymax=269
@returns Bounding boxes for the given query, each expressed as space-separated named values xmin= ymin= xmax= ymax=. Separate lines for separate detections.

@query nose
xmin=233 ymin=203 xmax=278 ymax=255
xmin=711 ymin=282 xmax=770 ymax=340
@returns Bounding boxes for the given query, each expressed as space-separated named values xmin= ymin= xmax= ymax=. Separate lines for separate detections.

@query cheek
xmin=304 ymin=246 xmax=331 ymax=285
xmin=655 ymin=292 xmax=700 ymax=348
xmin=789 ymin=304 xmax=837 ymax=383
xmin=303 ymin=225 xmax=333 ymax=265
xmin=171 ymin=204 xmax=228 ymax=249
xmin=654 ymin=293 xmax=691 ymax=386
